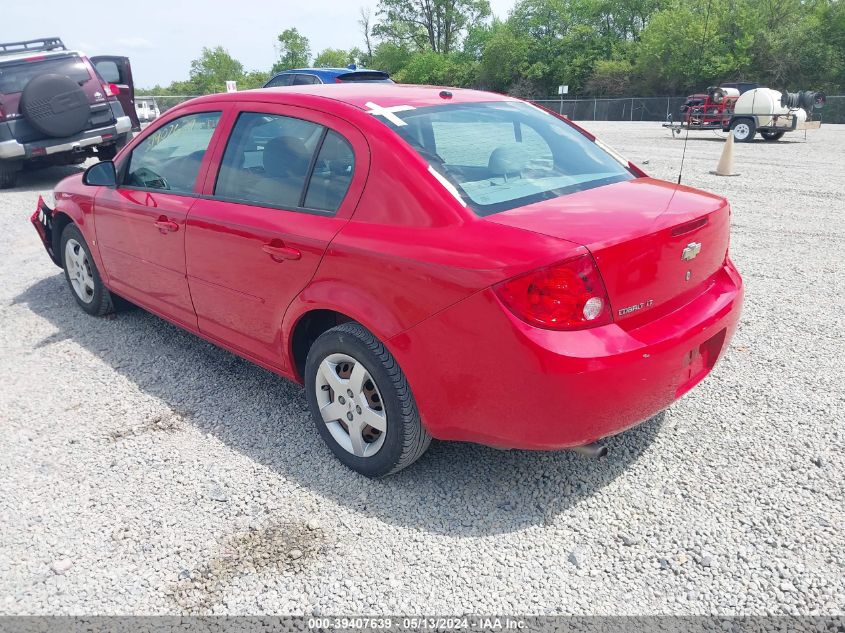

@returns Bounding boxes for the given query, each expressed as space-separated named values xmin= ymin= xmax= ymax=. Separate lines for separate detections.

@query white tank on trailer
xmin=733 ymin=88 xmax=807 ymax=127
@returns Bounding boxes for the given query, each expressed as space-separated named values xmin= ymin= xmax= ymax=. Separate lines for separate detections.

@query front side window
xmin=384 ymin=101 xmax=633 ymax=216
xmin=125 ymin=111 xmax=221 ymax=193
xmin=95 ymin=60 xmax=121 ymax=83
xmin=266 ymin=74 xmax=293 ymax=88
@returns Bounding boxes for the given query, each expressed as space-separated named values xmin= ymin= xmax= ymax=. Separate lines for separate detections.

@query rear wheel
xmin=731 ymin=118 xmax=756 ymax=142
xmin=0 ymin=160 xmax=20 ymax=189
xmin=760 ymin=130 xmax=785 ymax=141
xmin=60 ymin=224 xmax=114 ymax=316
xmin=304 ymin=322 xmax=431 ymax=477
xmin=97 ymin=133 xmax=130 ymax=161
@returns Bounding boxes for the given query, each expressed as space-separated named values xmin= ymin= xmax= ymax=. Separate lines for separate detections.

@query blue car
xmin=264 ymin=65 xmax=393 ymax=88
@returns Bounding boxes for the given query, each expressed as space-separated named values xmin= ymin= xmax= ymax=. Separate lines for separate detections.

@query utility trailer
xmin=664 ymin=85 xmax=825 ymax=142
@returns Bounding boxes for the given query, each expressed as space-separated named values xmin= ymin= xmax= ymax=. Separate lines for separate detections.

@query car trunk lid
xmin=485 ymin=177 xmax=731 ymax=324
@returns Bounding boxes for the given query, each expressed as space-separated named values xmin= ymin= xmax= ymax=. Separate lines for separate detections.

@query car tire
xmin=304 ymin=322 xmax=431 ymax=477
xmin=760 ymin=130 xmax=785 ymax=141
xmin=97 ymin=133 xmax=130 ymax=161
xmin=731 ymin=118 xmax=756 ymax=142
xmin=0 ymin=160 xmax=20 ymax=189
xmin=60 ymin=224 xmax=114 ymax=316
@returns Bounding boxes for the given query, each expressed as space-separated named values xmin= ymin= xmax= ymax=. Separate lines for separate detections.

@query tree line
xmin=139 ymin=0 xmax=845 ymax=98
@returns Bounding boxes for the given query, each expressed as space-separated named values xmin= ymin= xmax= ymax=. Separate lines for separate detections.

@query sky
xmin=4 ymin=0 xmax=517 ymax=89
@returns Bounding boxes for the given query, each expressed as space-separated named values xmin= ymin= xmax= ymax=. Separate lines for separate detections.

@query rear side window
xmin=214 ymin=112 xmax=354 ymax=213
xmin=293 ymin=74 xmax=320 ymax=85
xmin=304 ymin=130 xmax=355 ymax=212
xmin=125 ymin=111 xmax=221 ymax=193
xmin=0 ymin=55 xmax=92 ymax=94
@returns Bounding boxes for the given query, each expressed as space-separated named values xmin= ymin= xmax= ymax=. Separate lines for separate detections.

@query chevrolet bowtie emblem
xmin=681 ymin=242 xmax=702 ymax=261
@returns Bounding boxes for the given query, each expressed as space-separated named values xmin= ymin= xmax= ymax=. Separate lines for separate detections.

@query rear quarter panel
xmin=284 ymin=123 xmax=586 ymax=365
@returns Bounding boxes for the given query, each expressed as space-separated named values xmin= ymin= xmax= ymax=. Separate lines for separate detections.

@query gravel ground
xmin=0 ymin=122 xmax=843 ymax=616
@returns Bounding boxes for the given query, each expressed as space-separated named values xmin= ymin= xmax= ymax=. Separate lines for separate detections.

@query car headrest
xmin=263 ymin=136 xmax=311 ymax=178
xmin=488 ymin=144 xmax=530 ymax=178
xmin=319 ymin=135 xmax=354 ymax=176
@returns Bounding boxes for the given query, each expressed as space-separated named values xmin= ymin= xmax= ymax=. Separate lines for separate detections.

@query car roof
xmin=187 ymin=83 xmax=515 ymax=112
xmin=278 ymin=67 xmax=387 ymax=76
xmin=0 ymin=49 xmax=82 ymax=65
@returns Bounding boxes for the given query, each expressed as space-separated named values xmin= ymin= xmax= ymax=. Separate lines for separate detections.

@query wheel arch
xmin=287 ymin=308 xmax=357 ymax=382
xmin=284 ymin=281 xmax=409 ymax=380
xmin=50 ymin=211 xmax=74 ymax=266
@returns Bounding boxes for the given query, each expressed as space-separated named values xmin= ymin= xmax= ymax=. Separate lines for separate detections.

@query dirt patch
xmin=107 ymin=411 xmax=184 ymax=441
xmin=169 ymin=521 xmax=324 ymax=612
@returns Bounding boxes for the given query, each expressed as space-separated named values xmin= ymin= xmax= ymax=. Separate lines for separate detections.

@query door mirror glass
xmin=83 ymin=160 xmax=117 ymax=187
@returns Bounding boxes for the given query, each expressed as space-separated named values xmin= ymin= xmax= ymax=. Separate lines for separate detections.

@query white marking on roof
xmin=364 ymin=101 xmax=415 ymax=126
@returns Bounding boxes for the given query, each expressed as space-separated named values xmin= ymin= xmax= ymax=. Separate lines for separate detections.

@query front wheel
xmin=304 ymin=322 xmax=431 ymax=477
xmin=760 ymin=130 xmax=785 ymax=141
xmin=731 ymin=118 xmax=756 ymax=142
xmin=60 ymin=224 xmax=114 ymax=316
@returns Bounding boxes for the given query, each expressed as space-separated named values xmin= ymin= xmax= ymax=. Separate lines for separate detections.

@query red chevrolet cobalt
xmin=31 ymin=85 xmax=743 ymax=476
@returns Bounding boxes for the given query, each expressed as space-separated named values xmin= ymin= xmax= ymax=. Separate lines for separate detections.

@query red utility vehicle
xmin=0 ymin=38 xmax=139 ymax=188
xmin=673 ymin=87 xmax=739 ymax=132
xmin=31 ymin=84 xmax=743 ymax=476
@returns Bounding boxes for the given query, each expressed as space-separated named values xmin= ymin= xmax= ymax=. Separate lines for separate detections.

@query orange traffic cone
xmin=711 ymin=132 xmax=739 ymax=176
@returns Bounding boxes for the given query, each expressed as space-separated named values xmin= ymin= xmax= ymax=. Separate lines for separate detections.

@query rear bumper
xmin=0 ymin=116 xmax=131 ymax=160
xmin=389 ymin=260 xmax=743 ymax=450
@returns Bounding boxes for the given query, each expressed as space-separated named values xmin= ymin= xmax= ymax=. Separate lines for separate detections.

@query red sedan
xmin=31 ymin=84 xmax=743 ymax=477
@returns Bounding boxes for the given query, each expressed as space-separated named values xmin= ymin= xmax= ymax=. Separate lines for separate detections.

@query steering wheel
xmin=130 ymin=166 xmax=169 ymax=190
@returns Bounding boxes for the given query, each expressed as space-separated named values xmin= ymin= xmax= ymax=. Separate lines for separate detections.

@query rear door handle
xmin=262 ymin=243 xmax=301 ymax=261
xmin=154 ymin=216 xmax=179 ymax=233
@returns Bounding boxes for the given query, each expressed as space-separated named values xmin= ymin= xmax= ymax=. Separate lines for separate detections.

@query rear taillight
xmin=494 ymin=254 xmax=613 ymax=331
xmin=102 ymin=83 xmax=120 ymax=97
xmin=0 ymin=104 xmax=5 ymax=122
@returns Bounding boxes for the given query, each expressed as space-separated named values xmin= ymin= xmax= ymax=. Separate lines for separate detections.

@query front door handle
xmin=154 ymin=216 xmax=179 ymax=233
xmin=262 ymin=242 xmax=301 ymax=261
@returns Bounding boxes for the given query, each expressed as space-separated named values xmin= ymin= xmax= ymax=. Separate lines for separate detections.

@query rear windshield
xmin=337 ymin=72 xmax=392 ymax=83
xmin=0 ymin=55 xmax=93 ymax=94
xmin=384 ymin=101 xmax=633 ymax=216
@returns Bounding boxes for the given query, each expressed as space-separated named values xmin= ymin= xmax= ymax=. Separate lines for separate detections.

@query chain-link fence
xmin=138 ymin=95 xmax=197 ymax=114
xmin=530 ymin=95 xmax=845 ymax=124
xmin=141 ymin=94 xmax=845 ymax=124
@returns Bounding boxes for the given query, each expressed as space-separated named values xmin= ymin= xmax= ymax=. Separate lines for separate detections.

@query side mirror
xmin=83 ymin=160 xmax=117 ymax=187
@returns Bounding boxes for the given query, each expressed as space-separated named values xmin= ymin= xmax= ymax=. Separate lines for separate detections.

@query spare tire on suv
xmin=20 ymin=73 xmax=90 ymax=138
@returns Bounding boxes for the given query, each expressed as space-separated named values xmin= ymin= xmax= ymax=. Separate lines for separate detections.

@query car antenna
xmin=677 ymin=0 xmax=715 ymax=185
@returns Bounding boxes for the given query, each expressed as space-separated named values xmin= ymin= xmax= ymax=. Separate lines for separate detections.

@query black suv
xmin=0 ymin=37 xmax=138 ymax=188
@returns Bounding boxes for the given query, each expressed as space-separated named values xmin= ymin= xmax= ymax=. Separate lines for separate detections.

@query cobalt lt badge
xmin=681 ymin=241 xmax=702 ymax=261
